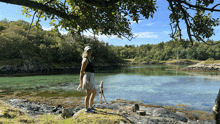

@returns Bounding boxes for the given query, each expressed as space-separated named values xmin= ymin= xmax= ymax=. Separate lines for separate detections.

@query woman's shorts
xmin=82 ymin=72 xmax=95 ymax=90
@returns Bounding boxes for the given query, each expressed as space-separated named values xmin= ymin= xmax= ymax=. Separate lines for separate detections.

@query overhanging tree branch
xmin=175 ymin=0 xmax=220 ymax=12
xmin=0 ymin=0 xmax=79 ymax=20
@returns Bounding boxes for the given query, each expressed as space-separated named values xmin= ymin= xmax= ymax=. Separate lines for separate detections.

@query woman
xmin=78 ymin=46 xmax=96 ymax=113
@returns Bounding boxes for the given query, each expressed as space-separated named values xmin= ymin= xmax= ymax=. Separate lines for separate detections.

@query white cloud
xmin=82 ymin=30 xmax=117 ymax=41
xmin=134 ymin=32 xmax=158 ymax=38
xmin=163 ymin=31 xmax=171 ymax=34
xmin=146 ymin=23 xmax=154 ymax=26
xmin=42 ymin=26 xmax=54 ymax=31
xmin=83 ymin=30 xmax=158 ymax=40
xmin=42 ymin=26 xmax=68 ymax=35
xmin=214 ymin=26 xmax=220 ymax=30
xmin=59 ymin=30 xmax=68 ymax=35
xmin=130 ymin=20 xmax=143 ymax=25
xmin=42 ymin=27 xmax=157 ymax=40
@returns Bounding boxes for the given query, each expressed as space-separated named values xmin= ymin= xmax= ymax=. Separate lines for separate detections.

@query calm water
xmin=92 ymin=65 xmax=220 ymax=113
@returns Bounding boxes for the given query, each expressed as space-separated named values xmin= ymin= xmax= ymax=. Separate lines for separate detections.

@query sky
xmin=0 ymin=0 xmax=220 ymax=46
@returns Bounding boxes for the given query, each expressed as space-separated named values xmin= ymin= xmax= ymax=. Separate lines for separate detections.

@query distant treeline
xmin=108 ymin=39 xmax=220 ymax=63
xmin=0 ymin=19 xmax=123 ymax=67
xmin=0 ymin=19 xmax=219 ymax=67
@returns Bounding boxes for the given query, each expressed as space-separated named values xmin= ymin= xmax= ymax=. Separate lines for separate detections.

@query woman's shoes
xmin=85 ymin=108 xmax=95 ymax=113
xmin=90 ymin=106 xmax=96 ymax=111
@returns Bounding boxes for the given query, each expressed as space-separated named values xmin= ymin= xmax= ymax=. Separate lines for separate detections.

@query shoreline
xmin=0 ymin=59 xmax=219 ymax=76
xmin=0 ymin=97 xmax=215 ymax=123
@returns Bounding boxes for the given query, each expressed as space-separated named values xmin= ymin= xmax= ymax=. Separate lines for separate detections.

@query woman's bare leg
xmin=102 ymin=94 xmax=107 ymax=103
xmin=89 ymin=87 xmax=96 ymax=108
xmin=100 ymin=94 xmax=102 ymax=103
xmin=85 ymin=89 xmax=91 ymax=110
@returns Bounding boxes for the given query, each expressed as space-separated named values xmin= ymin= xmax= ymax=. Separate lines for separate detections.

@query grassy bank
xmin=0 ymin=100 xmax=131 ymax=124
xmin=123 ymin=59 xmax=202 ymax=65
xmin=124 ymin=58 xmax=220 ymax=66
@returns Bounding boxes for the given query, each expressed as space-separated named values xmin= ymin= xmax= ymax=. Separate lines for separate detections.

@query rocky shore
xmin=0 ymin=61 xmax=122 ymax=75
xmin=181 ymin=63 xmax=220 ymax=71
xmin=0 ymin=62 xmax=80 ymax=75
xmin=1 ymin=99 xmax=214 ymax=124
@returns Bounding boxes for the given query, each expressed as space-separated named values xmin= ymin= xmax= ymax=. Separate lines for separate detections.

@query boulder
xmin=139 ymin=106 xmax=155 ymax=115
xmin=62 ymin=108 xmax=74 ymax=118
xmin=94 ymin=103 xmax=128 ymax=110
xmin=73 ymin=109 xmax=84 ymax=119
xmin=136 ymin=110 xmax=146 ymax=116
xmin=152 ymin=108 xmax=187 ymax=122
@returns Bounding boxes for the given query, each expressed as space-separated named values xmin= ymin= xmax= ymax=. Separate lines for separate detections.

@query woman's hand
xmin=77 ymin=79 xmax=83 ymax=91
xmin=77 ymin=84 xmax=82 ymax=91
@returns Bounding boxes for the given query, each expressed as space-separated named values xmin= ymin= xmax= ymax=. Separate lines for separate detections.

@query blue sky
xmin=0 ymin=0 xmax=220 ymax=46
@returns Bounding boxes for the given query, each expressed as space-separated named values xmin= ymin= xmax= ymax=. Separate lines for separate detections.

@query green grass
xmin=123 ymin=59 xmax=135 ymax=64
xmin=0 ymin=75 xmax=79 ymax=91
xmin=203 ymin=58 xmax=220 ymax=64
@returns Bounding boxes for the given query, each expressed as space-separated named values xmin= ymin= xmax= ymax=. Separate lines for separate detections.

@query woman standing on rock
xmin=78 ymin=46 xmax=97 ymax=113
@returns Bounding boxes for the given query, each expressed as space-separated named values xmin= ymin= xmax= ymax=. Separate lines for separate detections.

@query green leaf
xmin=52 ymin=20 xmax=56 ymax=23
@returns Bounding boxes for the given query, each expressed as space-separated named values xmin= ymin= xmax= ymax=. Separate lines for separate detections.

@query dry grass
xmin=164 ymin=105 xmax=213 ymax=121
xmin=0 ymin=94 xmax=85 ymax=109
xmin=69 ymin=108 xmax=132 ymax=124
xmin=0 ymin=100 xmax=36 ymax=124
xmin=203 ymin=59 xmax=220 ymax=65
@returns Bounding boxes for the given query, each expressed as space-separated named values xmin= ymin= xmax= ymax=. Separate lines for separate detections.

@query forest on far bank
xmin=0 ymin=19 xmax=220 ymax=67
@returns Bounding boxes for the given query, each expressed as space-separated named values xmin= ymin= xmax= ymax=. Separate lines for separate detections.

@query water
xmin=93 ymin=65 xmax=220 ymax=113
xmin=1 ymin=64 xmax=219 ymax=113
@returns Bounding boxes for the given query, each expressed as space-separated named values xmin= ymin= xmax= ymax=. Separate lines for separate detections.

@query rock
xmin=152 ymin=108 xmax=170 ymax=117
xmin=133 ymin=103 xmax=139 ymax=112
xmin=139 ymin=106 xmax=155 ymax=115
xmin=56 ymin=110 xmax=62 ymax=114
xmin=176 ymin=111 xmax=186 ymax=117
xmin=152 ymin=108 xmax=187 ymax=122
xmin=73 ymin=109 xmax=84 ymax=119
xmin=94 ymin=103 xmax=128 ymax=110
xmin=136 ymin=111 xmax=146 ymax=116
xmin=119 ymin=122 xmax=126 ymax=124
xmin=61 ymin=108 xmax=74 ymax=118
xmin=74 ymin=105 xmax=84 ymax=112
xmin=52 ymin=107 xmax=59 ymax=112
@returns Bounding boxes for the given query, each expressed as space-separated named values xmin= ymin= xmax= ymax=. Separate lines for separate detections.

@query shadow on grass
xmin=86 ymin=109 xmax=133 ymax=124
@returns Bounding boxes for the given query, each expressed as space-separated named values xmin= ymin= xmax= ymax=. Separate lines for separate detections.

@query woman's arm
xmin=79 ymin=58 xmax=88 ymax=87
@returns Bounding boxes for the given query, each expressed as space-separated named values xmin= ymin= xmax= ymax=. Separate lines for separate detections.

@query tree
xmin=1 ymin=0 xmax=220 ymax=46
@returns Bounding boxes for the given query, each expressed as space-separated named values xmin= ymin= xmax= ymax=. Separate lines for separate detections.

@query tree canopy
xmin=0 ymin=19 xmax=123 ymax=66
xmin=1 ymin=0 xmax=220 ymax=45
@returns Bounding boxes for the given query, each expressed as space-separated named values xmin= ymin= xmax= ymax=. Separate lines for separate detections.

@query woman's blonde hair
xmin=82 ymin=51 xmax=91 ymax=59
xmin=82 ymin=51 xmax=88 ymax=58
